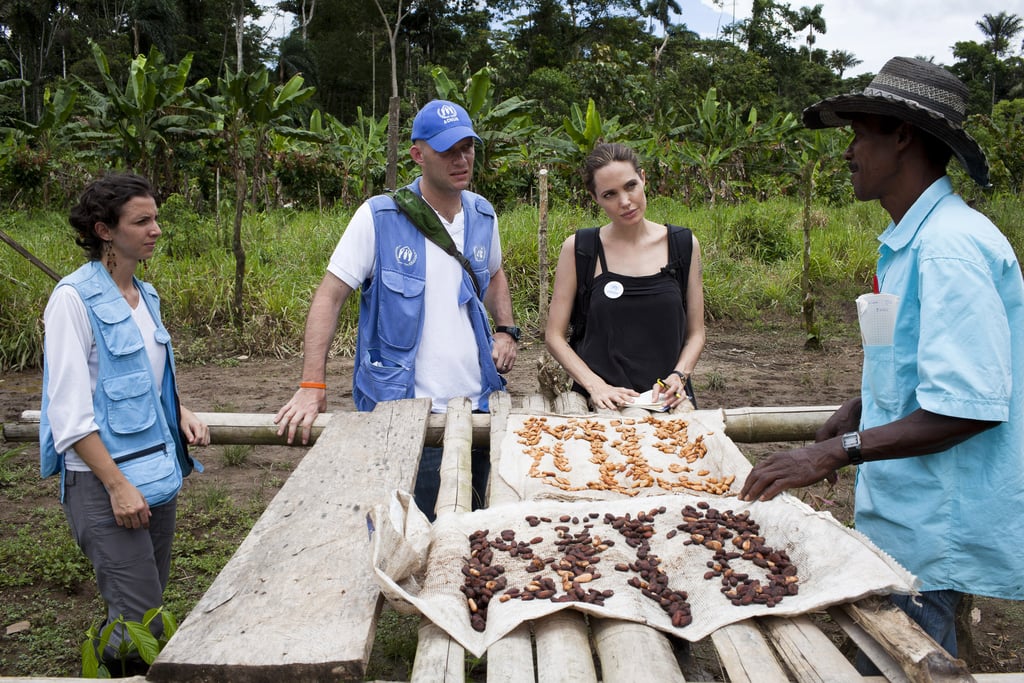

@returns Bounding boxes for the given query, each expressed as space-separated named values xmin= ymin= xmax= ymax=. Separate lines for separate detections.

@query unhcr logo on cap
xmin=437 ymin=104 xmax=460 ymax=125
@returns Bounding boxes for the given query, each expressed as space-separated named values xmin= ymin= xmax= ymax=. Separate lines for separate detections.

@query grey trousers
xmin=62 ymin=469 xmax=176 ymax=658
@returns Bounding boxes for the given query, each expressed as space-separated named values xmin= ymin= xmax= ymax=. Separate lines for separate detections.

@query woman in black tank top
xmin=545 ymin=143 xmax=706 ymax=412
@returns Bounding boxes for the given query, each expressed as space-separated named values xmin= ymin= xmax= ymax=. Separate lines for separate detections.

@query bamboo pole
xmin=483 ymin=391 xmax=536 ymax=683
xmin=0 ymin=227 xmax=61 ymax=282
xmin=412 ymin=398 xmax=473 ymax=683
xmin=532 ymin=390 xmax=597 ymax=683
xmin=4 ymin=404 xmax=841 ymax=447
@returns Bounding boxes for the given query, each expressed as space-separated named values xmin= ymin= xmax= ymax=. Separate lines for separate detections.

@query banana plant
xmin=429 ymin=66 xmax=538 ymax=196
xmin=672 ymin=87 xmax=798 ymax=203
xmin=75 ymin=41 xmax=210 ymax=185
xmin=196 ymin=67 xmax=316 ymax=324
xmin=311 ymin=107 xmax=389 ymax=200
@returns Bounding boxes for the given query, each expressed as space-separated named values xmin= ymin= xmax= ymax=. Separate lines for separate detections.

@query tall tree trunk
xmin=232 ymin=155 xmax=247 ymax=326
xmin=386 ymin=95 xmax=400 ymax=191
xmin=235 ymin=2 xmax=245 ymax=71
xmin=801 ymin=159 xmax=820 ymax=349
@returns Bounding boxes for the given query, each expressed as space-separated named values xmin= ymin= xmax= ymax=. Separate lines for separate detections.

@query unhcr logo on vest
xmin=395 ymin=244 xmax=418 ymax=267
xmin=472 ymin=245 xmax=487 ymax=263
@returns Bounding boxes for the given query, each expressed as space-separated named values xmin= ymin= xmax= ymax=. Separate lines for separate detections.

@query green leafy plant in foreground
xmin=80 ymin=606 xmax=177 ymax=678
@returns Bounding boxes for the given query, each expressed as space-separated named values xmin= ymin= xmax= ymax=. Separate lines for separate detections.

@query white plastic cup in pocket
xmin=856 ymin=293 xmax=900 ymax=346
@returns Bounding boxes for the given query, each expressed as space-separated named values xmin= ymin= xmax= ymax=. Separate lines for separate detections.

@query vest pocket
xmin=115 ymin=446 xmax=182 ymax=506
xmin=377 ymin=269 xmax=425 ymax=351
xmin=92 ymin=299 xmax=145 ymax=356
xmin=355 ymin=349 xmax=414 ymax=406
xmin=102 ymin=371 xmax=158 ymax=434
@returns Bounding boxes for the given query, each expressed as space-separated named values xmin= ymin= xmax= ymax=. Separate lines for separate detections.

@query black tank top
xmin=574 ymin=230 xmax=687 ymax=393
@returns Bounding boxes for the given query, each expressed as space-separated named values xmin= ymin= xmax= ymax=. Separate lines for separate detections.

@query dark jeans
xmin=855 ymin=589 xmax=963 ymax=674
xmin=413 ymin=445 xmax=490 ymax=521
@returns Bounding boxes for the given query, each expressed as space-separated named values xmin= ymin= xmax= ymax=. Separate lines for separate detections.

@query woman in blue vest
xmin=39 ymin=172 xmax=208 ymax=675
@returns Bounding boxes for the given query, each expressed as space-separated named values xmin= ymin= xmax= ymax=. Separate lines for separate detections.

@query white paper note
xmin=856 ymin=293 xmax=900 ymax=346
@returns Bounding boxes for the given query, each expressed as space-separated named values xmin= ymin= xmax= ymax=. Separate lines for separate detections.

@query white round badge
xmin=603 ymin=280 xmax=624 ymax=299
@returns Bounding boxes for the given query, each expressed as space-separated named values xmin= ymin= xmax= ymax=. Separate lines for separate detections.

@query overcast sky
xmin=681 ymin=0 xmax=1021 ymax=76
xmin=257 ymin=1 xmax=1020 ymax=78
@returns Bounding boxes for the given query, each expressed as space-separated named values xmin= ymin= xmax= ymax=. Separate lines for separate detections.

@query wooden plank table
xmin=148 ymin=398 xmax=433 ymax=682
xmin=9 ymin=393 xmax=1015 ymax=682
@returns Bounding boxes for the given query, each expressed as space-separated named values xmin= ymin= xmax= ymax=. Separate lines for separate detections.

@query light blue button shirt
xmin=856 ymin=176 xmax=1024 ymax=599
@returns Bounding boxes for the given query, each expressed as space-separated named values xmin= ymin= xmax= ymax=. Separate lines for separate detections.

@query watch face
xmin=842 ymin=432 xmax=859 ymax=449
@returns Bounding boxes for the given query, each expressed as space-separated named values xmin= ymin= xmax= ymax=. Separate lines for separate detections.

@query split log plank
xmin=836 ymin=598 xmax=976 ymax=682
xmin=591 ymin=619 xmax=684 ymax=683
xmin=148 ymin=399 xmax=433 ymax=683
xmin=761 ymin=614 xmax=863 ymax=682
xmin=709 ymin=620 xmax=788 ymax=681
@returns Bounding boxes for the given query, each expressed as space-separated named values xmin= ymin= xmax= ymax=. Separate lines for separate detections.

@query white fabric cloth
xmin=370 ymin=411 xmax=917 ymax=656
xmin=371 ymin=489 xmax=917 ymax=657
xmin=327 ymin=201 xmax=502 ymax=412
xmin=43 ymin=283 xmax=164 ymax=470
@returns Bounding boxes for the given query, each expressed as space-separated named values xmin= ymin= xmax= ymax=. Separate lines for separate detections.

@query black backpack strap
xmin=665 ymin=224 xmax=693 ymax=312
xmin=569 ymin=227 xmax=600 ymax=348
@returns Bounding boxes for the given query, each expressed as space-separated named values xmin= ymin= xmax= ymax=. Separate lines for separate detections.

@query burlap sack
xmin=497 ymin=411 xmax=747 ymax=501
xmin=371 ymin=490 xmax=917 ymax=657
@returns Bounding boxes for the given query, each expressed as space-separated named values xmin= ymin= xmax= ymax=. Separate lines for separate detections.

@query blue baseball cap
xmin=410 ymin=100 xmax=480 ymax=152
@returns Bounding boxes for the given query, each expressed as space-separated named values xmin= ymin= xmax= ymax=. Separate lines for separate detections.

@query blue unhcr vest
xmin=39 ymin=261 xmax=201 ymax=504
xmin=353 ymin=178 xmax=506 ymax=411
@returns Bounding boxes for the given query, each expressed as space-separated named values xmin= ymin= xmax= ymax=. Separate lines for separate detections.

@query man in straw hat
xmin=741 ymin=57 xmax=1024 ymax=663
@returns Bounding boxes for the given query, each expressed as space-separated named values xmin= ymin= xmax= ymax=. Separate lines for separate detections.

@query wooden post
xmin=538 ymin=167 xmax=550 ymax=331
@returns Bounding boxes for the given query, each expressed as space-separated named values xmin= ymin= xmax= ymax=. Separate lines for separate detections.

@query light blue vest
xmin=39 ymin=261 xmax=200 ymax=503
xmin=353 ymin=178 xmax=505 ymax=411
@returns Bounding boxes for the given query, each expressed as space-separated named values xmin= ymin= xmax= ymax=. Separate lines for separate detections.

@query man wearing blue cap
xmin=275 ymin=100 xmax=519 ymax=519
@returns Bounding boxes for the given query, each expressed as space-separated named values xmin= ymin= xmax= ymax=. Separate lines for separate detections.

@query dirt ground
xmin=1 ymin=320 xmax=1021 ymax=676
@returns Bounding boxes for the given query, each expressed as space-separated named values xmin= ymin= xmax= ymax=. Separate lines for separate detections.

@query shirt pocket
xmin=102 ymin=371 xmax=157 ymax=435
xmin=92 ymin=299 xmax=144 ymax=356
xmin=863 ymin=345 xmax=901 ymax=413
xmin=377 ymin=269 xmax=425 ymax=351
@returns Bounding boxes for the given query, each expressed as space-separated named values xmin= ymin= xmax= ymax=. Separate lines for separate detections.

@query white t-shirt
xmin=43 ymin=284 xmax=166 ymax=470
xmin=328 ymin=201 xmax=501 ymax=413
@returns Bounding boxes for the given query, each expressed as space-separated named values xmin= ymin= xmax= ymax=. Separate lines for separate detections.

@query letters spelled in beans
xmin=460 ymin=503 xmax=798 ymax=631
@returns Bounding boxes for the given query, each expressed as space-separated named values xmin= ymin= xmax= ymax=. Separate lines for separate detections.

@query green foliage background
xmin=4 ymin=193 xmax=1023 ymax=372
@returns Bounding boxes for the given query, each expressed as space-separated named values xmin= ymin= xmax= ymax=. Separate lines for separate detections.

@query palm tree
xmin=641 ymin=0 xmax=683 ymax=70
xmin=975 ymin=11 xmax=1023 ymax=108
xmin=793 ymin=4 xmax=826 ymax=61
xmin=976 ymin=11 xmax=1023 ymax=59
xmin=827 ymin=49 xmax=862 ymax=78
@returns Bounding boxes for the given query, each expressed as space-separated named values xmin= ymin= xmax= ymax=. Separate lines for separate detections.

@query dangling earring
xmin=104 ymin=240 xmax=116 ymax=274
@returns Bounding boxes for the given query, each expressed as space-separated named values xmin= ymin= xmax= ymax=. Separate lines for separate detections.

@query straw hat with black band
xmin=802 ymin=56 xmax=990 ymax=188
